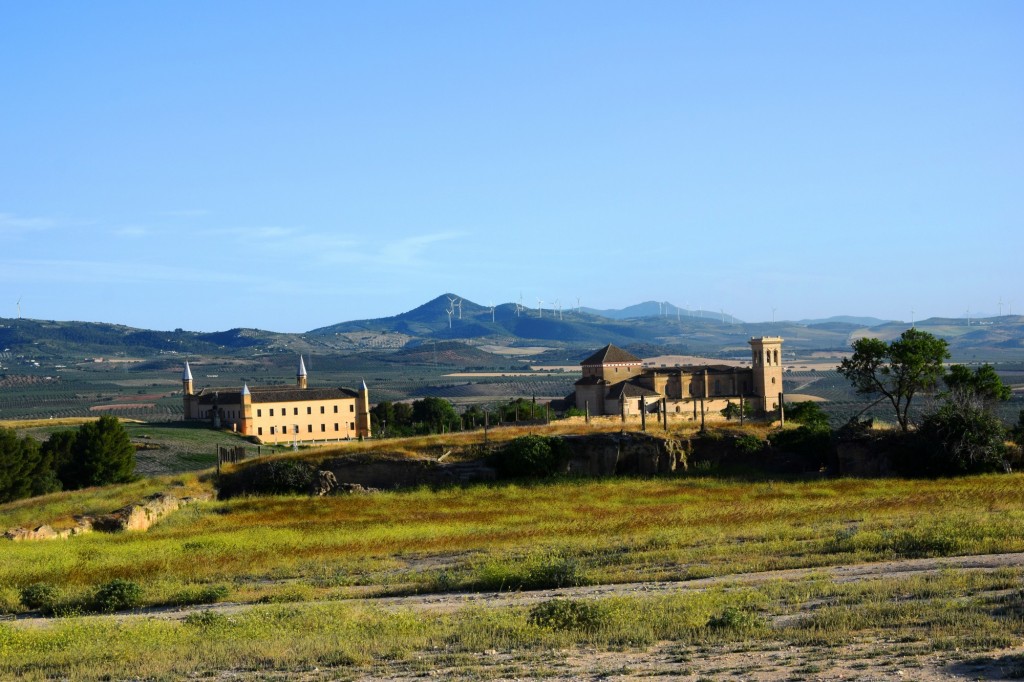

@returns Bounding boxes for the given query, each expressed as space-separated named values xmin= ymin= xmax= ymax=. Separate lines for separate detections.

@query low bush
xmin=20 ymin=583 xmax=59 ymax=614
xmin=707 ymin=606 xmax=764 ymax=632
xmin=493 ymin=435 xmax=569 ymax=478
xmin=472 ymin=550 xmax=589 ymax=591
xmin=93 ymin=579 xmax=143 ymax=613
xmin=529 ymin=598 xmax=609 ymax=632
xmin=170 ymin=584 xmax=230 ymax=606
xmin=217 ymin=458 xmax=317 ymax=498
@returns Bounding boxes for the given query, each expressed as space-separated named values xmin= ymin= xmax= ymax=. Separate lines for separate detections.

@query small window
xmin=771 ymin=377 xmax=776 ymax=384
xmin=270 ymin=408 xmax=275 ymax=417
xmin=307 ymin=424 xmax=312 ymax=433
xmin=282 ymin=425 xmax=288 ymax=434
xmin=270 ymin=426 xmax=275 ymax=435
xmin=349 ymin=404 xmax=354 ymax=412
xmin=307 ymin=407 xmax=312 ymax=415
xmin=257 ymin=409 xmax=262 ymax=417
xmin=333 ymin=405 xmax=338 ymax=413
xmin=320 ymin=406 xmax=325 ymax=414
xmin=334 ymin=423 xmax=339 ymax=431
xmin=350 ymin=422 xmax=355 ymax=430
xmin=321 ymin=424 xmax=326 ymax=432
xmin=293 ymin=407 xmax=298 ymax=416
xmin=258 ymin=427 xmax=263 ymax=436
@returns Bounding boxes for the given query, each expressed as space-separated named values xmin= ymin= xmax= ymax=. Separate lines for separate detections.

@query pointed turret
xmin=297 ymin=355 xmax=308 ymax=389
xmin=241 ymin=383 xmax=250 ymax=396
xmin=182 ymin=361 xmax=194 ymax=395
xmin=357 ymin=378 xmax=371 ymax=438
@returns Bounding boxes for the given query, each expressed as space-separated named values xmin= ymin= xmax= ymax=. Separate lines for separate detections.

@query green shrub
xmin=20 ymin=583 xmax=59 ymax=613
xmin=707 ymin=606 xmax=764 ymax=631
xmin=528 ymin=598 xmax=609 ymax=632
xmin=473 ymin=550 xmax=589 ymax=591
xmin=493 ymin=435 xmax=569 ymax=478
xmin=92 ymin=579 xmax=143 ymax=613
xmin=735 ymin=434 xmax=766 ymax=455
xmin=219 ymin=458 xmax=318 ymax=497
xmin=184 ymin=610 xmax=229 ymax=629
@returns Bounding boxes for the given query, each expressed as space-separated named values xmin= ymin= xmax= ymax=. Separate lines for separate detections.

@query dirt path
xmin=7 ymin=551 xmax=1023 ymax=628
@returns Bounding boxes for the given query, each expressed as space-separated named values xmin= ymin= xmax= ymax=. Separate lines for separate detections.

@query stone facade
xmin=573 ymin=338 xmax=784 ymax=421
xmin=182 ymin=357 xmax=371 ymax=443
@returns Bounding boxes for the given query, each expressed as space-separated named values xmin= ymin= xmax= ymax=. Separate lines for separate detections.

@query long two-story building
xmin=182 ymin=357 xmax=371 ymax=443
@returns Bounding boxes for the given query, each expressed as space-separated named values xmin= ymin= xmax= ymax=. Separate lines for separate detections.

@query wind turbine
xmin=456 ymin=298 xmax=463 ymax=320
xmin=16 ymin=296 xmax=21 ymax=319
xmin=487 ymin=301 xmax=495 ymax=323
xmin=966 ymin=307 xmax=971 ymax=326
xmin=537 ymin=298 xmax=543 ymax=318
xmin=998 ymin=298 xmax=1003 ymax=317
xmin=553 ymin=299 xmax=562 ymax=320
xmin=445 ymin=296 xmax=456 ymax=329
xmin=576 ymin=296 xmax=581 ymax=314
xmin=911 ymin=309 xmax=915 ymax=328
xmin=772 ymin=307 xmax=777 ymax=324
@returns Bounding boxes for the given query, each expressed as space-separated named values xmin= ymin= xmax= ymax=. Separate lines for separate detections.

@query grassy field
xmin=1 ymin=470 xmax=1023 ymax=679
xmin=3 ymin=472 xmax=1023 ymax=608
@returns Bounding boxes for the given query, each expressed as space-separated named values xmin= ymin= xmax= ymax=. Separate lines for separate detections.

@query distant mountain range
xmin=1 ymin=294 xmax=1022 ymax=362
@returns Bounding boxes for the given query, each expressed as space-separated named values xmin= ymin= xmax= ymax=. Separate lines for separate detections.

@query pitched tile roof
xmin=580 ymin=344 xmax=642 ymax=366
xmin=605 ymin=380 xmax=661 ymax=400
xmin=196 ymin=386 xmax=359 ymax=405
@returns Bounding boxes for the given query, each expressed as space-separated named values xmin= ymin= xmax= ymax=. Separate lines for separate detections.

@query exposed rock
xmin=5 ymin=492 xmax=211 ymax=541
xmin=312 ymin=470 xmax=338 ymax=496
xmin=335 ymin=482 xmax=377 ymax=494
xmin=563 ymin=432 xmax=687 ymax=476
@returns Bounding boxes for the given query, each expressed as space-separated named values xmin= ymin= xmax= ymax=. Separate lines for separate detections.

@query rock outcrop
xmin=3 ymin=492 xmax=210 ymax=541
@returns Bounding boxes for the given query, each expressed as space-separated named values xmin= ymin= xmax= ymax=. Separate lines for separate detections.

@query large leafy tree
xmin=915 ymin=363 xmax=1013 ymax=474
xmin=411 ymin=397 xmax=461 ymax=434
xmin=837 ymin=329 xmax=950 ymax=432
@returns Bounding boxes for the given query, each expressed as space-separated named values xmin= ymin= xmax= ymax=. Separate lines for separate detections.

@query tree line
xmin=370 ymin=396 xmax=554 ymax=437
xmin=838 ymin=328 xmax=1021 ymax=474
xmin=0 ymin=416 xmax=136 ymax=504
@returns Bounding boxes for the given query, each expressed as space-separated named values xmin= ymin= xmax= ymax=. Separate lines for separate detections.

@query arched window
xmin=766 ymin=350 xmax=771 ymax=364
xmin=773 ymin=349 xmax=779 ymax=364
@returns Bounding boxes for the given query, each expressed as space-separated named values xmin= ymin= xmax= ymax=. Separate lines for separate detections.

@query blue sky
xmin=1 ymin=2 xmax=1021 ymax=332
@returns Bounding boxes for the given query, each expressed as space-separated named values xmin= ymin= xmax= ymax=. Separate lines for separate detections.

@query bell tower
xmin=749 ymin=337 xmax=784 ymax=415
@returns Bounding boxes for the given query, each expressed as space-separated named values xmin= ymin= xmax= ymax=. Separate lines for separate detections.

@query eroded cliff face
xmin=562 ymin=433 xmax=688 ymax=476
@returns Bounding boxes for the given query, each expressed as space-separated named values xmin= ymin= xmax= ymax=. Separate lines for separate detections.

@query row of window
xmin=256 ymin=403 xmax=355 ymax=418
xmin=257 ymin=423 xmax=356 ymax=436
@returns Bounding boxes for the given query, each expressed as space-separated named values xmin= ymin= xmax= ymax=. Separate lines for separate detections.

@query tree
xmin=914 ymin=364 xmax=1013 ymax=474
xmin=0 ymin=427 xmax=61 ymax=503
xmin=720 ymin=400 xmax=751 ymax=421
xmin=942 ymin=364 xmax=1012 ymax=407
xmin=411 ymin=397 xmax=460 ymax=434
xmin=785 ymin=401 xmax=830 ymax=428
xmin=370 ymin=401 xmax=414 ymax=437
xmin=837 ymin=329 xmax=950 ymax=432
xmin=60 ymin=416 xmax=136 ymax=489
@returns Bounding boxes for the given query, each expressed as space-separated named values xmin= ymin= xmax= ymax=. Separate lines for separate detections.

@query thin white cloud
xmin=113 ymin=226 xmax=150 ymax=237
xmin=377 ymin=231 xmax=463 ymax=265
xmin=0 ymin=213 xmax=54 ymax=232
xmin=0 ymin=259 xmax=255 ymax=286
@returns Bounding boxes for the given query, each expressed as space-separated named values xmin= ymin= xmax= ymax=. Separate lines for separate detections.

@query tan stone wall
xmin=250 ymin=397 xmax=361 ymax=444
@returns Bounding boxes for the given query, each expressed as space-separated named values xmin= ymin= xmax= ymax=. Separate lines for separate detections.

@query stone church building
xmin=182 ymin=356 xmax=371 ymax=443
xmin=573 ymin=337 xmax=784 ymax=421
